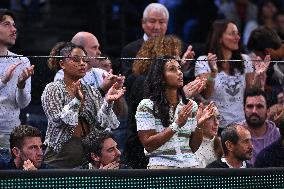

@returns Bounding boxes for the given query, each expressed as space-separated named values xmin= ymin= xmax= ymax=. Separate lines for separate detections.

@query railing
xmin=0 ymin=168 xmax=284 ymax=189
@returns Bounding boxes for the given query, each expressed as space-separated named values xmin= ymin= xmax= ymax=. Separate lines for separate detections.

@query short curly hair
xmin=47 ymin=41 xmax=87 ymax=71
xmin=133 ymin=35 xmax=182 ymax=76
xmin=82 ymin=130 xmax=116 ymax=163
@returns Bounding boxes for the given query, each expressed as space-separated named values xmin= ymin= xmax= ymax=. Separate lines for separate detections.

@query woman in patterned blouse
xmin=136 ymin=56 xmax=215 ymax=168
xmin=41 ymin=42 xmax=125 ymax=168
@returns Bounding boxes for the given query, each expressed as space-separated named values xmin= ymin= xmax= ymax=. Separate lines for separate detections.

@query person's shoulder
xmin=121 ymin=38 xmax=144 ymax=55
xmin=0 ymin=158 xmax=17 ymax=170
xmin=7 ymin=51 xmax=30 ymax=64
xmin=55 ymin=69 xmax=64 ymax=74
xmin=123 ymin=39 xmax=144 ymax=49
xmin=43 ymin=80 xmax=64 ymax=93
xmin=46 ymin=80 xmax=63 ymax=87
xmin=119 ymin=163 xmax=132 ymax=169
xmin=91 ymin=67 xmax=107 ymax=76
xmin=265 ymin=120 xmax=280 ymax=134
xmin=136 ymin=99 xmax=154 ymax=113
xmin=39 ymin=163 xmax=56 ymax=169
xmin=245 ymin=161 xmax=253 ymax=168
xmin=259 ymin=138 xmax=281 ymax=154
xmin=254 ymin=139 xmax=282 ymax=167
xmin=206 ymin=159 xmax=228 ymax=168
xmin=138 ymin=99 xmax=153 ymax=107
xmin=0 ymin=158 xmax=8 ymax=169
xmin=54 ymin=69 xmax=64 ymax=81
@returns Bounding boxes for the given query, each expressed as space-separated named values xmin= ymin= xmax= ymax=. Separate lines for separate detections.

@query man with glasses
xmin=0 ymin=9 xmax=34 ymax=148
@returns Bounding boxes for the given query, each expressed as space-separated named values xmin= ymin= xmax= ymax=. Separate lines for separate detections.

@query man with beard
xmin=0 ymin=9 xmax=34 ymax=148
xmin=206 ymin=124 xmax=253 ymax=168
xmin=80 ymin=130 xmax=130 ymax=169
xmin=0 ymin=125 xmax=50 ymax=170
xmin=242 ymin=87 xmax=280 ymax=165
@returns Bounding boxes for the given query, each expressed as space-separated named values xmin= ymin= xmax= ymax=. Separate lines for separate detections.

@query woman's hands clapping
xmin=183 ymin=77 xmax=207 ymax=98
xmin=196 ymin=101 xmax=216 ymax=129
xmin=105 ymin=82 xmax=126 ymax=103
xmin=175 ymin=100 xmax=195 ymax=127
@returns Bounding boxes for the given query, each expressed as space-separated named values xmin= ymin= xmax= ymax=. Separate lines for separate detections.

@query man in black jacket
xmin=0 ymin=125 xmax=50 ymax=170
xmin=121 ymin=3 xmax=169 ymax=169
xmin=254 ymin=114 xmax=284 ymax=167
xmin=120 ymin=3 xmax=169 ymax=79
xmin=206 ymin=124 xmax=253 ymax=168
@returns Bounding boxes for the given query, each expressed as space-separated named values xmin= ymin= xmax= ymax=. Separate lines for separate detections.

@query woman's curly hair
xmin=133 ymin=35 xmax=182 ymax=76
xmin=144 ymin=55 xmax=187 ymax=128
xmin=47 ymin=41 xmax=87 ymax=71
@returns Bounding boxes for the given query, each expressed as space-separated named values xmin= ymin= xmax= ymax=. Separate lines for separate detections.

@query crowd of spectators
xmin=1 ymin=0 xmax=284 ymax=170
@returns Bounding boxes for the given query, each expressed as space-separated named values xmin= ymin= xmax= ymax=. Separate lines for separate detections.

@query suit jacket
xmin=206 ymin=159 xmax=252 ymax=168
xmin=120 ymin=38 xmax=144 ymax=78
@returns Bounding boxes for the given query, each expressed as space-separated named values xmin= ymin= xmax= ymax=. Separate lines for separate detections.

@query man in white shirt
xmin=0 ymin=9 xmax=34 ymax=147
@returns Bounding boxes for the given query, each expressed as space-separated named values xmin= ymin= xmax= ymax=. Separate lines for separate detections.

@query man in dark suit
xmin=121 ymin=3 xmax=169 ymax=169
xmin=120 ymin=3 xmax=169 ymax=79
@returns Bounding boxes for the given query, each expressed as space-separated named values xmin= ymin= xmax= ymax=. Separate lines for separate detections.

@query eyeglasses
xmin=66 ymin=56 xmax=89 ymax=64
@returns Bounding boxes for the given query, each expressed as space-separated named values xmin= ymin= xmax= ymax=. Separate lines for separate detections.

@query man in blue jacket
xmin=0 ymin=125 xmax=50 ymax=170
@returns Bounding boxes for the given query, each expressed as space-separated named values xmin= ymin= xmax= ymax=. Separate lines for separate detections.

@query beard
xmin=0 ymin=37 xmax=16 ymax=48
xmin=234 ymin=149 xmax=253 ymax=161
xmin=245 ymin=113 xmax=266 ymax=129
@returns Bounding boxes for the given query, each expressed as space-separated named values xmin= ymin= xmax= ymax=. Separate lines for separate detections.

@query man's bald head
xmin=71 ymin=32 xmax=101 ymax=68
